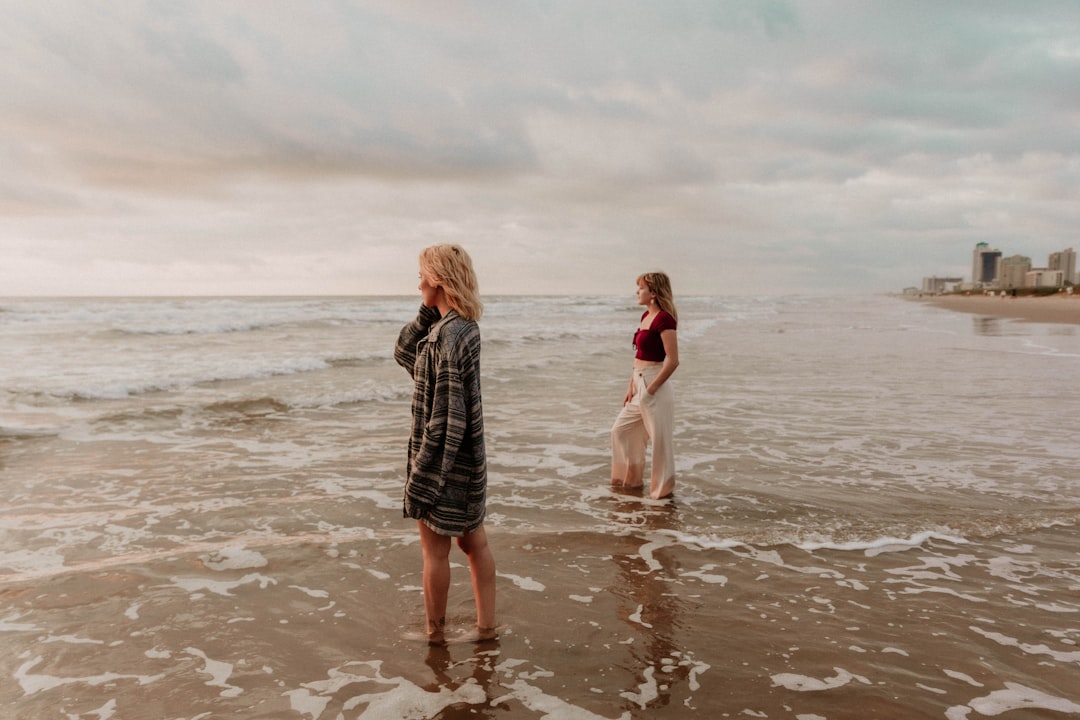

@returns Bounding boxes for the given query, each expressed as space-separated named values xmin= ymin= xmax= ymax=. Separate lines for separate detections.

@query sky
xmin=2 ymin=1 xmax=1079 ymax=297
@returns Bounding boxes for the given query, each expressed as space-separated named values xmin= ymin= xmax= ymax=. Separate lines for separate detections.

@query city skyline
xmin=920 ymin=242 xmax=1076 ymax=293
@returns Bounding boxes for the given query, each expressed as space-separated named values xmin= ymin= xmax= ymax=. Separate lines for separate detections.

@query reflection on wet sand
xmin=608 ymin=491 xmax=704 ymax=713
xmin=423 ymin=642 xmax=500 ymax=719
xmin=972 ymin=315 xmax=1005 ymax=336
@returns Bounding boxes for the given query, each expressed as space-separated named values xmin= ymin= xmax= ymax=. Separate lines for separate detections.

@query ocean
xmin=1 ymin=294 xmax=1078 ymax=719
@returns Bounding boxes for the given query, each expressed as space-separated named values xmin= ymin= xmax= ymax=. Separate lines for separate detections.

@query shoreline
xmin=911 ymin=292 xmax=1080 ymax=325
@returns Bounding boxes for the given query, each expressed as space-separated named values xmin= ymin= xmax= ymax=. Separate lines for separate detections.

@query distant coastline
xmin=911 ymin=292 xmax=1080 ymax=325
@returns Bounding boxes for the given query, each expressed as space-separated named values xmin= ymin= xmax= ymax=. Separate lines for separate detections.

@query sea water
xmin=1 ymin=294 xmax=1078 ymax=718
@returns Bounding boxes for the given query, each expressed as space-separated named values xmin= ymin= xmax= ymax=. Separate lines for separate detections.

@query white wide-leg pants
xmin=611 ymin=365 xmax=675 ymax=499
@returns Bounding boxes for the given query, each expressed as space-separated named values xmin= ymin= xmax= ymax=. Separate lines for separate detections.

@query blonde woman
xmin=611 ymin=272 xmax=680 ymax=499
xmin=393 ymin=244 xmax=496 ymax=645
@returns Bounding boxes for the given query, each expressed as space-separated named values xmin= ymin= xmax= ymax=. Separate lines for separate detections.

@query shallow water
xmin=1 ymin=294 xmax=1078 ymax=718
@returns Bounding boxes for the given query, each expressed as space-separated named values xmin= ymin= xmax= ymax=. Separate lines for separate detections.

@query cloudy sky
xmin=3 ymin=1 xmax=1079 ymax=296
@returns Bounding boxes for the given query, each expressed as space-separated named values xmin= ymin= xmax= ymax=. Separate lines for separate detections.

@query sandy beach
xmin=914 ymin=292 xmax=1080 ymax=325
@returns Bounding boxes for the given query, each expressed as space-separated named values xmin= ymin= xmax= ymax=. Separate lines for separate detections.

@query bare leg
xmin=458 ymin=525 xmax=497 ymax=639
xmin=418 ymin=522 xmax=451 ymax=645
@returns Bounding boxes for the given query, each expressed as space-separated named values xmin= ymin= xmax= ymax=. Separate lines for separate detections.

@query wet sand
xmin=5 ymin=295 xmax=1080 ymax=718
xmin=7 ymin=515 xmax=1080 ymax=719
xmin=914 ymin=293 xmax=1080 ymax=325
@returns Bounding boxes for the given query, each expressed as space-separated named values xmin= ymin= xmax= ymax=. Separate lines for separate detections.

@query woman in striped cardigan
xmin=394 ymin=244 xmax=496 ymax=645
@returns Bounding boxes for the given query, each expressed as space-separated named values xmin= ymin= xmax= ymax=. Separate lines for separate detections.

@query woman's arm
xmin=394 ymin=304 xmax=441 ymax=377
xmin=646 ymin=329 xmax=679 ymax=394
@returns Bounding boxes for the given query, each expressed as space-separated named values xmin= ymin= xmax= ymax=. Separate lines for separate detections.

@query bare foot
xmin=427 ymin=618 xmax=446 ymax=646
xmin=453 ymin=625 xmax=499 ymax=643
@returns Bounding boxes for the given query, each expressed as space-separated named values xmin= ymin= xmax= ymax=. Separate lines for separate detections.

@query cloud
xmin=2 ymin=1 xmax=1079 ymax=296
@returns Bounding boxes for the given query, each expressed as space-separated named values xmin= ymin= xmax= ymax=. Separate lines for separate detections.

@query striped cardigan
xmin=394 ymin=305 xmax=487 ymax=536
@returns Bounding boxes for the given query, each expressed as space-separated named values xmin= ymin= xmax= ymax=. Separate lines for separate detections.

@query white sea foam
xmin=770 ymin=667 xmax=872 ymax=692
xmin=14 ymin=655 xmax=164 ymax=695
xmin=497 ymin=572 xmax=545 ymax=592
xmin=169 ymin=573 xmax=277 ymax=597
xmin=627 ymin=605 xmax=652 ymax=628
xmin=636 ymin=534 xmax=674 ymax=573
xmin=0 ymin=612 xmax=40 ymax=632
xmin=680 ymin=565 xmax=728 ymax=585
xmin=42 ymin=634 xmax=104 ymax=645
xmin=0 ymin=547 xmax=70 ymax=575
xmin=970 ymin=626 xmax=1080 ymax=663
xmin=499 ymin=678 xmax=631 ymax=720
xmin=946 ymin=682 xmax=1080 ymax=719
xmin=797 ymin=530 xmax=971 ymax=556
xmin=286 ymin=660 xmax=489 ymax=719
xmin=634 ymin=528 xmax=976 ymax=569
xmin=289 ymin=585 xmax=330 ymax=598
xmin=944 ymin=669 xmax=984 ymax=687
xmin=185 ymin=647 xmax=243 ymax=698
xmin=620 ymin=665 xmax=659 ymax=708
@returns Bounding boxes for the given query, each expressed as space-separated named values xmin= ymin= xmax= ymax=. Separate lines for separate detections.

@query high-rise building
xmin=1048 ymin=248 xmax=1076 ymax=286
xmin=998 ymin=255 xmax=1031 ymax=290
xmin=972 ymin=242 xmax=1002 ymax=286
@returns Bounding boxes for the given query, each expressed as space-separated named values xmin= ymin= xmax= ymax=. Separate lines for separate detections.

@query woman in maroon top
xmin=611 ymin=271 xmax=680 ymax=499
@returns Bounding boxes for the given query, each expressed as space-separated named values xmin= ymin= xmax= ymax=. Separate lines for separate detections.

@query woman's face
xmin=419 ymin=267 xmax=443 ymax=308
xmin=636 ymin=280 xmax=654 ymax=307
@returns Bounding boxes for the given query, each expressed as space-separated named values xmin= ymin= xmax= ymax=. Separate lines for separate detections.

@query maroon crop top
xmin=633 ymin=310 xmax=676 ymax=362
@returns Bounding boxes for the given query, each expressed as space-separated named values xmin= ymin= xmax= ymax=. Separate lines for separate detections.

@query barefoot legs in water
xmin=418 ymin=522 xmax=497 ymax=644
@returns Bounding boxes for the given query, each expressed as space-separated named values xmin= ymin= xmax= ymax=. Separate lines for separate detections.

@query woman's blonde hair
xmin=420 ymin=244 xmax=483 ymax=320
xmin=638 ymin=271 xmax=677 ymax=323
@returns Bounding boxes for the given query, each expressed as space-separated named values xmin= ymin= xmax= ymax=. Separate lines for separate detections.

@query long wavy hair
xmin=638 ymin=271 xmax=677 ymax=322
xmin=420 ymin=244 xmax=483 ymax=320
